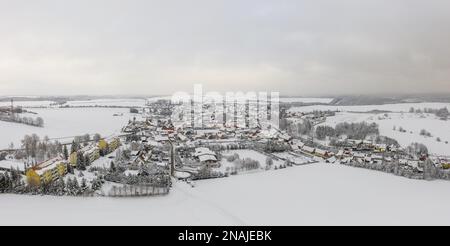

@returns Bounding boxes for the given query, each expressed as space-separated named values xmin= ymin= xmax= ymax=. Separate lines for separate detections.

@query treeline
xmin=104 ymin=162 xmax=170 ymax=187
xmin=406 ymin=142 xmax=429 ymax=157
xmin=264 ymin=140 xmax=291 ymax=153
xmin=286 ymin=119 xmax=313 ymax=136
xmin=222 ymin=153 xmax=262 ymax=176
xmin=20 ymin=134 xmax=63 ymax=163
xmin=0 ymin=169 xmax=104 ymax=196
xmin=0 ymin=168 xmax=23 ymax=193
xmin=315 ymin=122 xmax=379 ymax=140
xmin=7 ymin=133 xmax=102 ymax=163
xmin=409 ymin=107 xmax=449 ymax=119
xmin=35 ymin=176 xmax=103 ymax=196
xmin=0 ymin=114 xmax=44 ymax=127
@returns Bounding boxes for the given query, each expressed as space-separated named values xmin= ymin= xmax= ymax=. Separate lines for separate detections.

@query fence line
xmin=105 ymin=184 xmax=170 ymax=197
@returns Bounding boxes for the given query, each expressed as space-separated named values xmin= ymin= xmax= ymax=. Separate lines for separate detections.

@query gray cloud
xmin=0 ymin=0 xmax=449 ymax=96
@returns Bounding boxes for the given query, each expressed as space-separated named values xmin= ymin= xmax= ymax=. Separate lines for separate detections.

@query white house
xmin=194 ymin=147 xmax=219 ymax=167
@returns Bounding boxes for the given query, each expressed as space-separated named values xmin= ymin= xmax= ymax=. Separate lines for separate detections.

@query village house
xmin=374 ymin=144 xmax=387 ymax=152
xmin=155 ymin=135 xmax=169 ymax=142
xmin=290 ymin=139 xmax=305 ymax=151
xmin=371 ymin=154 xmax=384 ymax=164
xmin=278 ymin=131 xmax=292 ymax=142
xmin=193 ymin=147 xmax=219 ymax=167
xmin=314 ymin=148 xmax=330 ymax=158
xmin=301 ymin=145 xmax=315 ymax=155
xmin=352 ymin=152 xmax=366 ymax=163
xmin=326 ymin=156 xmax=337 ymax=163
xmin=407 ymin=160 xmax=423 ymax=172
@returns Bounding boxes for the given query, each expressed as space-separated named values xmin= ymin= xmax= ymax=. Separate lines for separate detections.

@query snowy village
xmin=0 ymin=96 xmax=449 ymax=199
xmin=3 ymin=1 xmax=450 ymax=228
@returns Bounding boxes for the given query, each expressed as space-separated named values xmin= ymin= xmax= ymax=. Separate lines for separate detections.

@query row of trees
xmin=10 ymin=132 xmax=103 ymax=163
xmin=20 ymin=134 xmax=63 ymax=163
xmin=104 ymin=162 xmax=171 ymax=187
xmin=409 ymin=107 xmax=449 ymax=119
xmin=0 ymin=168 xmax=103 ymax=196
xmin=419 ymin=129 xmax=432 ymax=137
xmin=71 ymin=133 xmax=102 ymax=151
xmin=406 ymin=142 xmax=429 ymax=157
xmin=224 ymin=153 xmax=261 ymax=171
xmin=16 ymin=116 xmax=44 ymax=127
xmin=0 ymin=168 xmax=23 ymax=193
xmin=315 ymin=122 xmax=379 ymax=140
xmin=264 ymin=140 xmax=291 ymax=153
xmin=286 ymin=119 xmax=314 ymax=137
xmin=36 ymin=176 xmax=104 ymax=196
xmin=0 ymin=113 xmax=44 ymax=127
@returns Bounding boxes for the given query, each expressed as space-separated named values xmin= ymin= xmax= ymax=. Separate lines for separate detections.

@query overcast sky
xmin=0 ymin=0 xmax=449 ymax=96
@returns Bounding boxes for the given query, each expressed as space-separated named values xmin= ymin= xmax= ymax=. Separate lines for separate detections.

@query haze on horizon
xmin=0 ymin=0 xmax=449 ymax=96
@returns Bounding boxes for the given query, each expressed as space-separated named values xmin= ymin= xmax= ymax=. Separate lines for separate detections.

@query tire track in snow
xmin=173 ymin=181 xmax=247 ymax=226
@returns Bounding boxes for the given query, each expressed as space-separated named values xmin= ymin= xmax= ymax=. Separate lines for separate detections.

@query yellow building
xmin=26 ymin=157 xmax=68 ymax=186
xmin=80 ymin=145 xmax=100 ymax=163
xmin=107 ymin=137 xmax=120 ymax=151
xmin=69 ymin=152 xmax=78 ymax=167
xmin=98 ymin=137 xmax=120 ymax=155
xmin=98 ymin=139 xmax=108 ymax=154
xmin=26 ymin=169 xmax=41 ymax=187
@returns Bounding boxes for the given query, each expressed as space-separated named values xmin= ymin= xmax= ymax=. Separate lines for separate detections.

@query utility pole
xmin=168 ymin=139 xmax=175 ymax=177
xmin=10 ymin=98 xmax=14 ymax=120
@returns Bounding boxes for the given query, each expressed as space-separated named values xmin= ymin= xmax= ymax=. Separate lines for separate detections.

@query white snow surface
xmin=0 ymin=108 xmax=133 ymax=149
xmin=318 ymin=112 xmax=450 ymax=155
xmin=279 ymin=97 xmax=334 ymax=104
xmin=289 ymin=102 xmax=450 ymax=113
xmin=151 ymin=96 xmax=333 ymax=104
xmin=0 ymin=160 xmax=25 ymax=171
xmin=2 ymin=163 xmax=450 ymax=226
xmin=0 ymin=100 xmax=56 ymax=107
xmin=63 ymin=99 xmax=146 ymax=107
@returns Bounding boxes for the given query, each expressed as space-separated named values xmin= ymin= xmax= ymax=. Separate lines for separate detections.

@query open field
xmin=2 ymin=163 xmax=450 ymax=226
xmin=317 ymin=112 xmax=450 ymax=155
xmin=63 ymin=99 xmax=146 ymax=108
xmin=0 ymin=108 xmax=134 ymax=149
xmin=289 ymin=102 xmax=450 ymax=113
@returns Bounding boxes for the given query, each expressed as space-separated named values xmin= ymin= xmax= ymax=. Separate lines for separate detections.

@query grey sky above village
xmin=0 ymin=0 xmax=449 ymax=96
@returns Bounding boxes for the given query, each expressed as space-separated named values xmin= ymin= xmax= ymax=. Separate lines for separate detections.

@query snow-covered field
xmin=63 ymin=99 xmax=146 ymax=108
xmin=0 ymin=108 xmax=134 ymax=149
xmin=221 ymin=149 xmax=284 ymax=169
xmin=0 ymin=159 xmax=25 ymax=171
xmin=0 ymin=100 xmax=56 ymax=107
xmin=279 ymin=97 xmax=334 ymax=104
xmin=150 ymin=96 xmax=333 ymax=104
xmin=317 ymin=112 xmax=450 ymax=155
xmin=289 ymin=102 xmax=450 ymax=156
xmin=289 ymin=102 xmax=450 ymax=113
xmin=2 ymin=163 xmax=450 ymax=226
